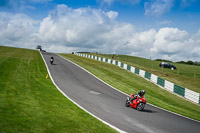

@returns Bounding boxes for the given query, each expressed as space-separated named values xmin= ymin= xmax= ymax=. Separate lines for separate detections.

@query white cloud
xmin=144 ymin=0 xmax=174 ymax=16
xmin=147 ymin=27 xmax=200 ymax=61
xmin=0 ymin=12 xmax=38 ymax=48
xmin=150 ymin=28 xmax=189 ymax=60
xmin=127 ymin=29 xmax=156 ymax=57
xmin=190 ymin=30 xmax=200 ymax=59
xmin=106 ymin=11 xmax=118 ymax=19
xmin=125 ymin=27 xmax=199 ymax=61
xmin=38 ymin=4 xmax=134 ymax=53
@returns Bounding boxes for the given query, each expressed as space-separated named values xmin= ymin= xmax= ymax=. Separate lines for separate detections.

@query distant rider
xmin=130 ymin=90 xmax=145 ymax=103
xmin=50 ymin=56 xmax=54 ymax=63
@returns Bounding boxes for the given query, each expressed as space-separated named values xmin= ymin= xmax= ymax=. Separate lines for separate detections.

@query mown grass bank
xmin=60 ymin=53 xmax=200 ymax=121
xmin=0 ymin=46 xmax=116 ymax=133
xmin=88 ymin=54 xmax=200 ymax=93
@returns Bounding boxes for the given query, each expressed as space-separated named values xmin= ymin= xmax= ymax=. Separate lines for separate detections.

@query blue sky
xmin=0 ymin=0 xmax=200 ymax=61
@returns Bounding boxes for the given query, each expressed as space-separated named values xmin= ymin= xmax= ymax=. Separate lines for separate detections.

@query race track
xmin=41 ymin=52 xmax=200 ymax=133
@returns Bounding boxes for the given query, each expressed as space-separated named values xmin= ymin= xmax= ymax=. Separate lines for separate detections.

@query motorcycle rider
xmin=130 ymin=90 xmax=145 ymax=103
xmin=50 ymin=56 xmax=54 ymax=64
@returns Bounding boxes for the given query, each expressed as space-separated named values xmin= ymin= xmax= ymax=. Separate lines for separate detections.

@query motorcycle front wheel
xmin=137 ymin=103 xmax=145 ymax=111
xmin=125 ymin=100 xmax=130 ymax=107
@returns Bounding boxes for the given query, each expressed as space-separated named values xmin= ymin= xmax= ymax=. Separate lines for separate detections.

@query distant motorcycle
xmin=125 ymin=94 xmax=146 ymax=111
xmin=50 ymin=57 xmax=54 ymax=65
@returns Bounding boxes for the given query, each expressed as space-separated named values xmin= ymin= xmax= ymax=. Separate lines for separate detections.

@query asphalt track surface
xmin=42 ymin=52 xmax=200 ymax=133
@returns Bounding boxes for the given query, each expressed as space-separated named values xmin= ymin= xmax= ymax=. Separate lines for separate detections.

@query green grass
xmin=88 ymin=54 xmax=200 ymax=93
xmin=60 ymin=53 xmax=200 ymax=121
xmin=0 ymin=46 xmax=116 ymax=133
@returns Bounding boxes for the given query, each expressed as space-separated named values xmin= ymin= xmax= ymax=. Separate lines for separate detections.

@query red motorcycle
xmin=125 ymin=94 xmax=146 ymax=111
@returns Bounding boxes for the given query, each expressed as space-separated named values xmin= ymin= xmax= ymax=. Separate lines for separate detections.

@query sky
xmin=0 ymin=0 xmax=200 ymax=61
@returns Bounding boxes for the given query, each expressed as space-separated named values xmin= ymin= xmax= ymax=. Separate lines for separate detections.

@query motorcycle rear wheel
xmin=137 ymin=103 xmax=145 ymax=111
xmin=125 ymin=100 xmax=130 ymax=107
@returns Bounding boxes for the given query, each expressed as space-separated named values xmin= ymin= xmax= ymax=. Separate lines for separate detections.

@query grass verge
xmin=60 ymin=53 xmax=200 ymax=121
xmin=0 ymin=46 xmax=116 ymax=133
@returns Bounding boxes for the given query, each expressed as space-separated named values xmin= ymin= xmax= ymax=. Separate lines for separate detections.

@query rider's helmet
xmin=140 ymin=90 xmax=145 ymax=96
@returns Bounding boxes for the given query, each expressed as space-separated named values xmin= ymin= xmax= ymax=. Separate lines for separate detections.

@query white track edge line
xmin=59 ymin=54 xmax=200 ymax=123
xmin=39 ymin=52 xmax=126 ymax=133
